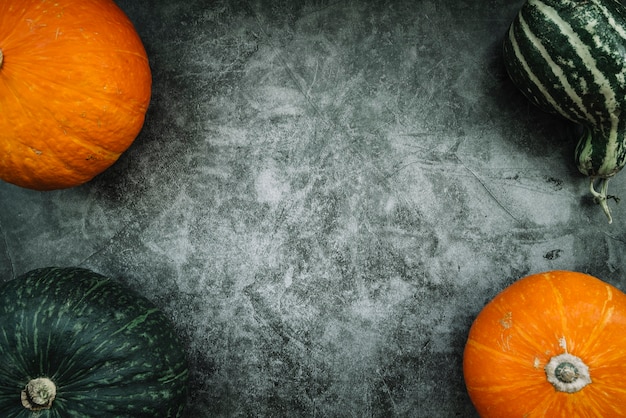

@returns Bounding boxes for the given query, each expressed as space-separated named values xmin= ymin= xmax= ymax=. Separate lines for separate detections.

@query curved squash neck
xmin=575 ymin=125 xmax=626 ymax=179
xmin=575 ymin=125 xmax=625 ymax=223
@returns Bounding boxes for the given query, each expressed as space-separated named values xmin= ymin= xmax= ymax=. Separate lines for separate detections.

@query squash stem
xmin=0 ymin=49 xmax=3 ymax=69
xmin=545 ymin=353 xmax=591 ymax=393
xmin=21 ymin=377 xmax=56 ymax=411
xmin=590 ymin=177 xmax=615 ymax=224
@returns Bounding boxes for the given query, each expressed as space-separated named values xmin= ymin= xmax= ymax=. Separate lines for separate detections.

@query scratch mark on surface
xmin=306 ymin=59 xmax=319 ymax=97
xmin=375 ymin=368 xmax=399 ymax=415
xmin=455 ymin=155 xmax=521 ymax=223
xmin=604 ymin=232 xmax=626 ymax=245
xmin=76 ymin=220 xmax=139 ymax=267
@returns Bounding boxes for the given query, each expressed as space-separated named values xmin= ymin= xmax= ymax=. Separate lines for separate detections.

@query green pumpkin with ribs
xmin=0 ymin=267 xmax=188 ymax=417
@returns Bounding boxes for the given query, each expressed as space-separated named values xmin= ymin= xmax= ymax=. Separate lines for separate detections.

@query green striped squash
xmin=503 ymin=0 xmax=626 ymax=223
xmin=0 ymin=267 xmax=188 ymax=417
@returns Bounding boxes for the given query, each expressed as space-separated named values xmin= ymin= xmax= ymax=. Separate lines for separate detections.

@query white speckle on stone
xmin=255 ymin=167 xmax=290 ymax=206
xmin=284 ymin=266 xmax=293 ymax=288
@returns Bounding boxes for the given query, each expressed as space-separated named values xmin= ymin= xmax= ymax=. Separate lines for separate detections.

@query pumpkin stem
xmin=21 ymin=377 xmax=57 ymax=411
xmin=545 ymin=353 xmax=591 ymax=393
xmin=0 ymin=49 xmax=3 ymax=68
xmin=590 ymin=177 xmax=615 ymax=224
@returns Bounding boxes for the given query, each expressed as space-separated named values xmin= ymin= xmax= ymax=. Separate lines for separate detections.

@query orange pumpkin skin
xmin=0 ymin=0 xmax=151 ymax=190
xmin=463 ymin=270 xmax=626 ymax=417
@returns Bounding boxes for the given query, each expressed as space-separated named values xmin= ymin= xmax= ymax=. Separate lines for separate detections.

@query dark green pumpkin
xmin=0 ymin=267 xmax=188 ymax=417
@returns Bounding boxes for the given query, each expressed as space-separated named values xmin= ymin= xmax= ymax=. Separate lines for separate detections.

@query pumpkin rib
xmin=0 ymin=329 xmax=29 ymax=383
xmin=529 ymin=394 xmax=560 ymax=417
xmin=577 ymin=293 xmax=615 ymax=358
xmin=466 ymin=381 xmax=547 ymax=396
xmin=5 ymin=64 xmax=148 ymax=153
xmin=561 ymin=389 xmax=608 ymax=418
xmin=528 ymin=392 xmax=600 ymax=418
xmin=5 ymin=124 xmax=122 ymax=180
xmin=545 ymin=272 xmax=570 ymax=347
xmin=0 ymin=7 xmax=29 ymax=46
xmin=7 ymin=50 xmax=149 ymax=103
xmin=6 ymin=57 xmax=149 ymax=125
xmin=586 ymin=379 xmax=626 ymax=397
xmin=465 ymin=382 xmax=553 ymax=416
xmin=0 ymin=70 xmax=31 ymax=122
xmin=464 ymin=339 xmax=532 ymax=368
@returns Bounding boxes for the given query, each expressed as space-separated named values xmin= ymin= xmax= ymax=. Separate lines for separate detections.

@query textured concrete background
xmin=2 ymin=0 xmax=626 ymax=416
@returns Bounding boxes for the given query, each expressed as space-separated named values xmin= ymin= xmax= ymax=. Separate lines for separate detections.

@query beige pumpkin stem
xmin=21 ymin=377 xmax=57 ymax=411
xmin=590 ymin=177 xmax=614 ymax=224
xmin=545 ymin=353 xmax=591 ymax=393
xmin=0 ymin=49 xmax=3 ymax=69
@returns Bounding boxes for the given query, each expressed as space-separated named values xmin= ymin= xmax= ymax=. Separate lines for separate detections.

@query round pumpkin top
xmin=463 ymin=270 xmax=626 ymax=417
xmin=0 ymin=0 xmax=152 ymax=190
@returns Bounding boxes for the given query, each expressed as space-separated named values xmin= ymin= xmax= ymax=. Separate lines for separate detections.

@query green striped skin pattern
xmin=0 ymin=267 xmax=188 ymax=417
xmin=503 ymin=0 xmax=626 ymax=221
xmin=504 ymin=0 xmax=626 ymax=178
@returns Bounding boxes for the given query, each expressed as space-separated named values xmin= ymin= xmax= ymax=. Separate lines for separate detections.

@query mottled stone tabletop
xmin=2 ymin=0 xmax=626 ymax=416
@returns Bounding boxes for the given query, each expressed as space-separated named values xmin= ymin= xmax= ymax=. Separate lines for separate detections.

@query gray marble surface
xmin=2 ymin=0 xmax=626 ymax=416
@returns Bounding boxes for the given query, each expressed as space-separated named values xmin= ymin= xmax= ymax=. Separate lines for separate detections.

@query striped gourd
xmin=503 ymin=0 xmax=626 ymax=223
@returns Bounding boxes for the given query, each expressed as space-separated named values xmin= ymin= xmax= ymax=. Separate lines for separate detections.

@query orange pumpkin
xmin=0 ymin=0 xmax=151 ymax=190
xmin=463 ymin=270 xmax=626 ymax=417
